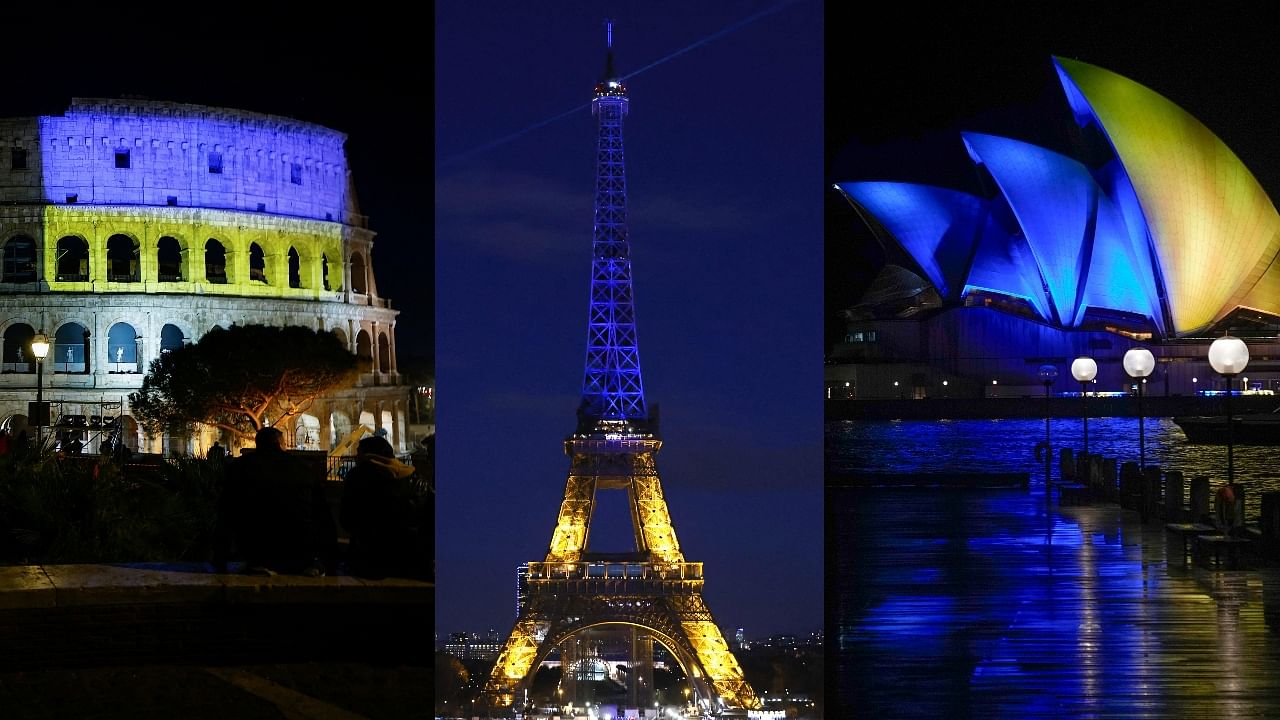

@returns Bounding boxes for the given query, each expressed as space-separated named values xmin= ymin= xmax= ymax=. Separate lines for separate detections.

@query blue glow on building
xmin=582 ymin=46 xmax=647 ymax=423
xmin=838 ymin=182 xmax=981 ymax=302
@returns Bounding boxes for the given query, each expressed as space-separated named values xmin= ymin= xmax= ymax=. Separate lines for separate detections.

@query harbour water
xmin=826 ymin=417 xmax=1280 ymax=518
xmin=830 ymin=417 xmax=1280 ymax=718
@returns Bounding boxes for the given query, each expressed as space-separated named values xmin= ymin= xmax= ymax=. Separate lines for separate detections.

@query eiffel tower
xmin=481 ymin=22 xmax=761 ymax=718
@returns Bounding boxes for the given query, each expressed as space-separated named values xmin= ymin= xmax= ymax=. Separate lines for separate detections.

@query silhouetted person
xmin=214 ymin=427 xmax=335 ymax=576
xmin=207 ymin=441 xmax=226 ymax=462
xmin=341 ymin=436 xmax=426 ymax=579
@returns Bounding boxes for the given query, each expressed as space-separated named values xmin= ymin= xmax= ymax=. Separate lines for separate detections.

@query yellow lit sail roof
xmin=1054 ymin=57 xmax=1280 ymax=333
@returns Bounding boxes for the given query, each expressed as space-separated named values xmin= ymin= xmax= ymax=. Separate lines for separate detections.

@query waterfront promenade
xmin=831 ymin=483 xmax=1280 ymax=719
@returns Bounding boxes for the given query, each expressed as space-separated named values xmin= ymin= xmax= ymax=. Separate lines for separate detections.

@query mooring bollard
xmin=1165 ymin=470 xmax=1185 ymax=522
xmin=1141 ymin=466 xmax=1161 ymax=523
xmin=1060 ymin=448 xmax=1075 ymax=484
xmin=1088 ymin=454 xmax=1103 ymax=494
xmin=1262 ymin=492 xmax=1280 ymax=555
xmin=1103 ymin=458 xmax=1118 ymax=502
xmin=1119 ymin=462 xmax=1141 ymax=509
xmin=1190 ymin=476 xmax=1211 ymax=525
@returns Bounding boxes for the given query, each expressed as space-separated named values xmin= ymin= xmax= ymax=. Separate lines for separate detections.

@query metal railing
xmin=527 ymin=561 xmax=703 ymax=582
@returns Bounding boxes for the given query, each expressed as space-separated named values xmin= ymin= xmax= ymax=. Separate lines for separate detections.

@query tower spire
xmin=603 ymin=19 xmax=617 ymax=81
xmin=582 ymin=21 xmax=645 ymax=429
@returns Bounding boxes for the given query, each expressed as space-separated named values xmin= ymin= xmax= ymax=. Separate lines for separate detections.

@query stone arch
xmin=159 ymin=323 xmax=188 ymax=353
xmin=204 ymin=238 xmax=228 ymax=284
xmin=55 ymin=236 xmax=89 ymax=282
xmin=117 ymin=415 xmax=140 ymax=452
xmin=106 ymin=321 xmax=139 ymax=372
xmin=355 ymin=329 xmax=373 ymax=372
xmin=106 ymin=233 xmax=140 ymax=282
xmin=53 ymin=321 xmax=90 ymax=374
xmin=350 ymin=251 xmax=368 ymax=294
xmin=2 ymin=235 xmax=36 ymax=283
xmin=249 ymin=242 xmax=266 ymax=283
xmin=156 ymin=235 xmax=185 ymax=282
xmin=2 ymin=322 xmax=34 ymax=372
xmin=377 ymin=332 xmax=391 ymax=373
xmin=331 ymin=326 xmax=348 ymax=351
xmin=296 ymin=413 xmax=321 ymax=450
xmin=288 ymin=246 xmax=302 ymax=289
xmin=358 ymin=410 xmax=375 ymax=430
xmin=329 ymin=410 xmax=352 ymax=451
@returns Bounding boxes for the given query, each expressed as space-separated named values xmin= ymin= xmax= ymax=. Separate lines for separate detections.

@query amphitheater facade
xmin=0 ymin=98 xmax=406 ymax=455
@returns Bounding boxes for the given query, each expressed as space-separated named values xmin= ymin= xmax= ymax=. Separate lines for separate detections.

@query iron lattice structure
xmin=581 ymin=56 xmax=646 ymax=422
xmin=481 ymin=29 xmax=760 ymax=716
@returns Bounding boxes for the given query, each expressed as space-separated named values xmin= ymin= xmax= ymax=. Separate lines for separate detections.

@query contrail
xmin=440 ymin=0 xmax=804 ymax=168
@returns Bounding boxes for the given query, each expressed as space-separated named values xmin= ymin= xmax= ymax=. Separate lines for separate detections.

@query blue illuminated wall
xmin=0 ymin=99 xmax=353 ymax=223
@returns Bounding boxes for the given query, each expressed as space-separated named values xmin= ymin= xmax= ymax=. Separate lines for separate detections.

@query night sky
xmin=436 ymin=1 xmax=823 ymax=638
xmin=827 ymin=3 xmax=1280 ymax=351
xmin=0 ymin=15 xmax=433 ymax=363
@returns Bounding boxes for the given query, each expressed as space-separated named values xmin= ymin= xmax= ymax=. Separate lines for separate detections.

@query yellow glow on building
xmin=681 ymin=620 xmax=762 ymax=709
xmin=1056 ymin=57 xmax=1280 ymax=333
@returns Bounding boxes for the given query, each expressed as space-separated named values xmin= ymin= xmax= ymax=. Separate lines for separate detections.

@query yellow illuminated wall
xmin=41 ymin=205 xmax=346 ymax=299
xmin=1055 ymin=57 xmax=1280 ymax=333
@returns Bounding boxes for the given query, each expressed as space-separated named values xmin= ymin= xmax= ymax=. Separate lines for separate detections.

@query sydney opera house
xmin=830 ymin=57 xmax=1280 ymax=400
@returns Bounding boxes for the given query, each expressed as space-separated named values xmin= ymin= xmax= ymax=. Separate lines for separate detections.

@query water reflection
xmin=827 ymin=417 xmax=1280 ymax=517
xmin=831 ymin=486 xmax=1280 ymax=719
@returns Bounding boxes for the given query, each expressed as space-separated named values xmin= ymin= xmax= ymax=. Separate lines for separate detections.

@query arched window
xmin=378 ymin=332 xmax=391 ymax=374
xmin=249 ymin=242 xmax=266 ymax=283
xmin=55 ymin=237 xmax=89 ymax=282
xmin=322 ymin=253 xmax=331 ymax=291
xmin=355 ymin=330 xmax=373 ymax=373
xmin=157 ymin=236 xmax=183 ymax=282
xmin=205 ymin=239 xmax=227 ymax=283
xmin=106 ymin=234 xmax=139 ymax=282
xmin=350 ymin=251 xmax=367 ymax=295
xmin=53 ymin=322 xmax=89 ymax=374
xmin=2 ymin=236 xmax=36 ymax=283
xmin=160 ymin=324 xmax=186 ymax=353
xmin=2 ymin=323 xmax=34 ymax=373
xmin=288 ymin=246 xmax=302 ymax=288
xmin=107 ymin=322 xmax=139 ymax=373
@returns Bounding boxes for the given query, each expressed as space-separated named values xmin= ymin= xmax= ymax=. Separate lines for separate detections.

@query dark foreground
xmin=831 ymin=485 xmax=1280 ymax=719
xmin=0 ymin=661 xmax=429 ymax=719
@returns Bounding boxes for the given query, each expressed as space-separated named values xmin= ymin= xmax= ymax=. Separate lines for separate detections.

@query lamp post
xmin=1038 ymin=364 xmax=1057 ymax=495
xmin=1208 ymin=335 xmax=1249 ymax=487
xmin=30 ymin=332 xmax=50 ymax=446
xmin=1123 ymin=347 xmax=1155 ymax=469
xmin=1071 ymin=357 xmax=1098 ymax=454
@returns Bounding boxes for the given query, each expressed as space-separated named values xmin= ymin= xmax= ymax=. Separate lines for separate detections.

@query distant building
xmin=444 ymin=632 xmax=503 ymax=661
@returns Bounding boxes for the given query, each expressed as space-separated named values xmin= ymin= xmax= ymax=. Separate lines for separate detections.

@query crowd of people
xmin=213 ymin=427 xmax=431 ymax=581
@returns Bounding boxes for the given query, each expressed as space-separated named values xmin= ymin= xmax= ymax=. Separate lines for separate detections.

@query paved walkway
xmin=831 ymin=486 xmax=1280 ymax=719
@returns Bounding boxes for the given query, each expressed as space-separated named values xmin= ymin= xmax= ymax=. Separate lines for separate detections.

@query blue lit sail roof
xmin=838 ymin=180 xmax=1053 ymax=320
xmin=962 ymin=132 xmax=1161 ymax=330
xmin=839 ymin=57 xmax=1280 ymax=336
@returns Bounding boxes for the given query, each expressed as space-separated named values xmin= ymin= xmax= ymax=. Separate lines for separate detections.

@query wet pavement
xmin=831 ymin=485 xmax=1280 ymax=719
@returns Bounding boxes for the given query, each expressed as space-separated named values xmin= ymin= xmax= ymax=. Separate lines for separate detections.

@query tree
xmin=130 ymin=325 xmax=357 ymax=445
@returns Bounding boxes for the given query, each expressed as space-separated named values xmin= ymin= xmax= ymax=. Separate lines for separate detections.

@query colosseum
xmin=0 ymin=98 xmax=406 ymax=456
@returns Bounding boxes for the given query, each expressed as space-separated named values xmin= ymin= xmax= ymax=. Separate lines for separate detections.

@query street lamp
xmin=1123 ymin=347 xmax=1156 ymax=468
xmin=1071 ymin=356 xmax=1098 ymax=454
xmin=1208 ymin=335 xmax=1249 ymax=486
xmin=29 ymin=332 xmax=50 ymax=447
xmin=1038 ymin=364 xmax=1058 ymax=495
